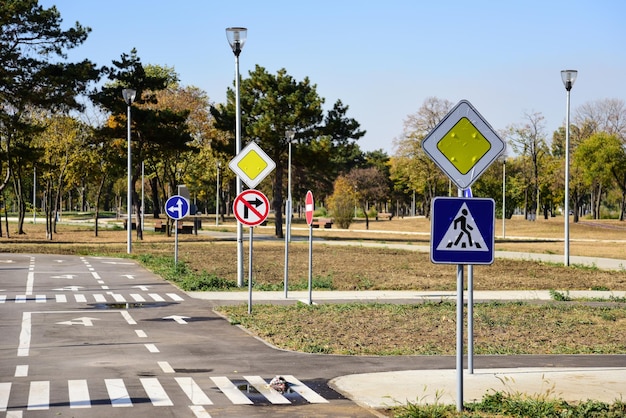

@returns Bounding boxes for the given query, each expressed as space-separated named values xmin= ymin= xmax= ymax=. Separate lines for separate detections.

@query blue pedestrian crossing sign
xmin=165 ymin=195 xmax=190 ymax=220
xmin=431 ymin=197 xmax=495 ymax=265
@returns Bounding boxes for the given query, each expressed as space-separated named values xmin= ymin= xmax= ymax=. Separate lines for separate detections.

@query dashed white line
xmin=145 ymin=344 xmax=159 ymax=353
xmin=18 ymin=312 xmax=31 ymax=357
xmin=158 ymin=361 xmax=175 ymax=373
xmin=15 ymin=365 xmax=28 ymax=377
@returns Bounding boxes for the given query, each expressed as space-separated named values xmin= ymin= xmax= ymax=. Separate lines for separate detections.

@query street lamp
xmin=284 ymin=129 xmax=295 ymax=298
xmin=226 ymin=26 xmax=247 ymax=287
xmin=216 ymin=161 xmax=221 ymax=226
xmin=122 ymin=88 xmax=136 ymax=254
xmin=561 ymin=69 xmax=577 ymax=267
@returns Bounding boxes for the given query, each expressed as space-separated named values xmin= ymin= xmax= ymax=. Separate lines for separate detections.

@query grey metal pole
xmin=456 ymin=263 xmax=464 ymax=412
xmin=216 ymin=162 xmax=220 ymax=226
xmin=126 ymin=102 xmax=132 ymax=254
xmin=235 ymin=54 xmax=244 ymax=287
xmin=284 ymin=140 xmax=292 ymax=298
xmin=468 ymin=264 xmax=474 ymax=374
xmin=308 ymin=224 xmax=313 ymax=305
xmin=248 ymin=227 xmax=253 ymax=314
xmin=564 ymin=88 xmax=571 ymax=266
xmin=502 ymin=160 xmax=506 ymax=239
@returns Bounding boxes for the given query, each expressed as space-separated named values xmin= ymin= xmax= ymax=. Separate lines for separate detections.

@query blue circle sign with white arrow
xmin=165 ymin=195 xmax=190 ymax=220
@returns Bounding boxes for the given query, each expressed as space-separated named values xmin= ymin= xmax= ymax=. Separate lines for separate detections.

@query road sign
xmin=422 ymin=100 xmax=505 ymax=190
xmin=233 ymin=189 xmax=270 ymax=227
xmin=165 ymin=195 xmax=190 ymax=220
xmin=431 ymin=197 xmax=495 ymax=264
xmin=229 ymin=142 xmax=276 ymax=189
xmin=305 ymin=190 xmax=314 ymax=226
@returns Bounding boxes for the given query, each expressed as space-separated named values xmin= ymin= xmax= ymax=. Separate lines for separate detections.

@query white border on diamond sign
xmin=421 ymin=99 xmax=505 ymax=190
xmin=228 ymin=142 xmax=276 ymax=189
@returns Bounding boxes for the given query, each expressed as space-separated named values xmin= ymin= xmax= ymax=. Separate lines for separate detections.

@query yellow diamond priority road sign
xmin=422 ymin=100 xmax=505 ymax=190
xmin=229 ymin=142 xmax=276 ymax=189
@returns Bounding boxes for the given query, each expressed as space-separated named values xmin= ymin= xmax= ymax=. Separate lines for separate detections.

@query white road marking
xmin=74 ymin=294 xmax=87 ymax=303
xmin=135 ymin=329 xmax=147 ymax=338
xmin=16 ymin=295 xmax=26 ymax=303
xmin=0 ymin=295 xmax=6 ymax=303
xmin=55 ymin=294 xmax=67 ymax=303
xmin=18 ymin=312 xmax=31 ymax=357
xmin=130 ymin=294 xmax=145 ymax=302
xmin=93 ymin=294 xmax=106 ymax=303
xmin=0 ymin=382 xmax=11 ymax=411
xmin=149 ymin=293 xmax=165 ymax=302
xmin=27 ymin=381 xmax=49 ymax=410
xmin=245 ymin=375 xmax=290 ymax=404
xmin=35 ymin=295 xmax=46 ymax=303
xmin=210 ymin=376 xmax=253 ymax=405
xmin=91 ymin=272 xmax=101 ymax=280
xmin=175 ymin=377 xmax=213 ymax=405
xmin=167 ymin=293 xmax=184 ymax=301
xmin=105 ymin=378 xmax=132 ymax=407
xmin=68 ymin=379 xmax=91 ymax=408
xmin=15 ymin=365 xmax=28 ymax=377
xmin=111 ymin=293 xmax=126 ymax=302
xmin=140 ymin=378 xmax=173 ymax=406
xmin=120 ymin=311 xmax=136 ymax=325
xmin=189 ymin=405 xmax=213 ymax=417
xmin=145 ymin=344 xmax=159 ymax=353
xmin=283 ymin=374 xmax=329 ymax=403
xmin=158 ymin=361 xmax=175 ymax=373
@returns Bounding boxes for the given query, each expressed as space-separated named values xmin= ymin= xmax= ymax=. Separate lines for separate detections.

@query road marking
xmin=163 ymin=315 xmax=189 ymax=324
xmin=101 ymin=285 xmax=110 ymax=290
xmin=167 ymin=293 xmax=184 ymax=301
xmin=149 ymin=293 xmax=165 ymax=302
xmin=26 ymin=258 xmax=34 ymax=295
xmin=92 ymin=272 xmax=101 ymax=280
xmin=111 ymin=293 xmax=126 ymax=302
xmin=56 ymin=317 xmax=99 ymax=327
xmin=27 ymin=381 xmax=49 ymax=410
xmin=74 ymin=294 xmax=87 ymax=303
xmin=36 ymin=295 xmax=46 ymax=303
xmin=283 ymin=375 xmax=329 ymax=403
xmin=55 ymin=294 xmax=67 ymax=303
xmin=94 ymin=294 xmax=106 ymax=302
xmin=145 ymin=344 xmax=160 ymax=353
xmin=105 ymin=378 xmax=132 ymax=407
xmin=68 ymin=380 xmax=91 ymax=408
xmin=120 ymin=311 xmax=136 ymax=325
xmin=175 ymin=377 xmax=213 ymax=405
xmin=140 ymin=378 xmax=173 ymax=406
xmin=245 ymin=375 xmax=291 ymax=404
xmin=210 ymin=376 xmax=253 ymax=405
xmin=189 ymin=405 xmax=213 ymax=418
xmin=0 ymin=382 xmax=11 ymax=411
xmin=158 ymin=361 xmax=175 ymax=373
xmin=6 ymin=410 xmax=22 ymax=418
xmin=135 ymin=330 xmax=147 ymax=338
xmin=0 ymin=295 xmax=6 ymax=303
xmin=18 ymin=312 xmax=31 ymax=357
xmin=15 ymin=365 xmax=28 ymax=377
xmin=131 ymin=294 xmax=145 ymax=302
xmin=16 ymin=295 xmax=26 ymax=303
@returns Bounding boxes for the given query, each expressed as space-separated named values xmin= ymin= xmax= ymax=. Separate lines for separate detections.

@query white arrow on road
xmin=51 ymin=274 xmax=76 ymax=279
xmin=57 ymin=317 xmax=100 ymax=327
xmin=162 ymin=315 xmax=190 ymax=324
xmin=133 ymin=285 xmax=151 ymax=291
xmin=122 ymin=275 xmax=135 ymax=279
xmin=53 ymin=286 xmax=84 ymax=292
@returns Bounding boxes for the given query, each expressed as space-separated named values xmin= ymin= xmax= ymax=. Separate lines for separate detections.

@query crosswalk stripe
xmin=6 ymin=410 xmax=22 ymax=418
xmin=56 ymin=294 xmax=67 ymax=303
xmin=36 ymin=295 xmax=46 ymax=303
xmin=94 ymin=294 xmax=106 ymax=302
xmin=16 ymin=295 xmax=26 ymax=303
xmin=15 ymin=365 xmax=28 ymax=377
xmin=145 ymin=344 xmax=159 ymax=353
xmin=149 ymin=293 xmax=165 ymax=302
xmin=189 ymin=405 xmax=213 ymax=417
xmin=245 ymin=375 xmax=291 ymax=404
xmin=210 ymin=376 xmax=253 ymax=405
xmin=112 ymin=293 xmax=126 ymax=302
xmin=158 ymin=361 xmax=175 ymax=374
xmin=74 ymin=294 xmax=87 ymax=303
xmin=283 ymin=375 xmax=329 ymax=403
xmin=140 ymin=378 xmax=173 ymax=406
xmin=104 ymin=378 xmax=132 ymax=407
xmin=167 ymin=293 xmax=184 ymax=301
xmin=0 ymin=382 xmax=11 ymax=411
xmin=28 ymin=381 xmax=49 ymax=410
xmin=131 ymin=294 xmax=145 ymax=302
xmin=0 ymin=295 xmax=5 ymax=303
xmin=175 ymin=377 xmax=213 ymax=405
xmin=68 ymin=379 xmax=91 ymax=408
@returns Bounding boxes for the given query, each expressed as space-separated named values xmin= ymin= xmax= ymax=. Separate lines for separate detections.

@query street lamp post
xmin=216 ymin=161 xmax=221 ymax=226
xmin=122 ymin=88 xmax=136 ymax=254
xmin=561 ymin=69 xmax=577 ymax=267
xmin=226 ymin=27 xmax=247 ymax=287
xmin=284 ymin=130 xmax=295 ymax=298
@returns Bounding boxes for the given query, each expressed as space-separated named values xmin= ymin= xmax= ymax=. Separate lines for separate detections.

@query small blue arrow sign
xmin=165 ymin=195 xmax=190 ymax=220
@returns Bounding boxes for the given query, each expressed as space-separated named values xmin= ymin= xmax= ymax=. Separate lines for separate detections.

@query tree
xmin=327 ymin=176 xmax=358 ymax=229
xmin=212 ymin=65 xmax=364 ymax=237
xmin=0 ymin=0 xmax=99 ymax=233
xmin=91 ymin=51 xmax=193 ymax=239
xmin=344 ymin=167 xmax=390 ymax=229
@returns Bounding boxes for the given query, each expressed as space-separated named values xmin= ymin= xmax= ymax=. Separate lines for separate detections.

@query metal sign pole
xmin=308 ymin=224 xmax=313 ymax=305
xmin=174 ymin=221 xmax=179 ymax=266
xmin=468 ymin=264 xmax=474 ymax=374
xmin=248 ymin=227 xmax=253 ymax=314
xmin=456 ymin=263 xmax=464 ymax=412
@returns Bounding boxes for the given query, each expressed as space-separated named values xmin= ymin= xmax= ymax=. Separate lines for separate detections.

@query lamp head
xmin=226 ymin=27 xmax=247 ymax=57
xmin=560 ymin=70 xmax=578 ymax=91
xmin=286 ymin=130 xmax=296 ymax=142
xmin=122 ymin=88 xmax=137 ymax=104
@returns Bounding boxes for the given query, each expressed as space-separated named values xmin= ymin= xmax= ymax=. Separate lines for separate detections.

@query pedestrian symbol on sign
xmin=436 ymin=203 xmax=488 ymax=252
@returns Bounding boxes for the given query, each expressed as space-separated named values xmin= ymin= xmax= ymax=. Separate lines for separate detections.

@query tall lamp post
xmin=226 ymin=27 xmax=247 ymax=287
xmin=561 ymin=69 xmax=577 ymax=267
xmin=216 ymin=161 xmax=221 ymax=226
xmin=122 ymin=88 xmax=136 ymax=254
xmin=284 ymin=130 xmax=295 ymax=298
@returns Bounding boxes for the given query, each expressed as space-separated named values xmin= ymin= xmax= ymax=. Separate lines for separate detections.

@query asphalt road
xmin=1 ymin=253 xmax=624 ymax=417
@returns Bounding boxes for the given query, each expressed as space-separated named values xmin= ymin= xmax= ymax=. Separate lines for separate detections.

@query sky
xmin=40 ymin=0 xmax=626 ymax=154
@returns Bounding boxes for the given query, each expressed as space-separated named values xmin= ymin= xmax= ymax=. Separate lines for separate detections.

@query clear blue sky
xmin=42 ymin=0 xmax=626 ymax=154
